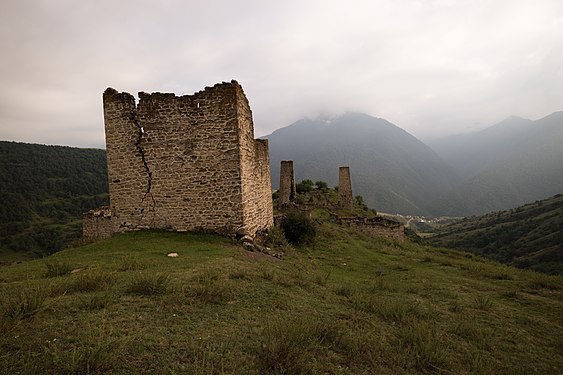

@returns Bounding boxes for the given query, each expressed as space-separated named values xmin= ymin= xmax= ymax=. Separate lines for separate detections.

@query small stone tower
xmin=279 ymin=160 xmax=296 ymax=206
xmin=338 ymin=166 xmax=353 ymax=210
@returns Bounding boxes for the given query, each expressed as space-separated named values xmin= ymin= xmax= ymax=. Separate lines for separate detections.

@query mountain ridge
xmin=266 ymin=110 xmax=563 ymax=216
xmin=265 ymin=112 xmax=462 ymax=215
xmin=430 ymin=111 xmax=563 ymax=215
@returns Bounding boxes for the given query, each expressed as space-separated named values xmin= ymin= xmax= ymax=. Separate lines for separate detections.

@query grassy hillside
xmin=0 ymin=141 xmax=108 ymax=262
xmin=428 ymin=194 xmax=563 ymax=275
xmin=2 ymin=218 xmax=562 ymax=374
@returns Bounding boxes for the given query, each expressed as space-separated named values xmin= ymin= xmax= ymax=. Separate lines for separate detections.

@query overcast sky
xmin=1 ymin=0 xmax=562 ymax=148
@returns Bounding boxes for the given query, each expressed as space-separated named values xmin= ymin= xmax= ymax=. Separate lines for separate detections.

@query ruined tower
xmin=279 ymin=160 xmax=296 ymax=207
xmin=102 ymin=80 xmax=273 ymax=237
xmin=338 ymin=166 xmax=353 ymax=210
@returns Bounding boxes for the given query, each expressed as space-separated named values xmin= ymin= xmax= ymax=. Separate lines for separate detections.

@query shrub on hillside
xmin=281 ymin=211 xmax=316 ymax=245
xmin=266 ymin=226 xmax=289 ymax=248
xmin=296 ymin=179 xmax=314 ymax=194
xmin=315 ymin=181 xmax=328 ymax=190
xmin=354 ymin=195 xmax=368 ymax=211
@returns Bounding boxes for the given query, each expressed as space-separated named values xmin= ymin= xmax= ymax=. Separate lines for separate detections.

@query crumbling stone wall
xmin=338 ymin=216 xmax=405 ymax=242
xmin=82 ymin=206 xmax=112 ymax=241
xmin=102 ymin=80 xmax=273 ymax=236
xmin=236 ymin=86 xmax=274 ymax=235
xmin=338 ymin=166 xmax=353 ymax=210
xmin=279 ymin=160 xmax=296 ymax=206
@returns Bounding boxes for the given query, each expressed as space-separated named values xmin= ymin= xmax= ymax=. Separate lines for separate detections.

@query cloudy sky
xmin=1 ymin=0 xmax=562 ymax=148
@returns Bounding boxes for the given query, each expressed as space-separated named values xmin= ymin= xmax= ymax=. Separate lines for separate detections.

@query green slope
xmin=1 ymin=220 xmax=562 ymax=374
xmin=0 ymin=141 xmax=108 ymax=261
xmin=428 ymin=194 xmax=563 ymax=275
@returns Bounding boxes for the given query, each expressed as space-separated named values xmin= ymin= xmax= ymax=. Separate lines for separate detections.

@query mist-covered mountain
xmin=429 ymin=111 xmax=563 ymax=215
xmin=265 ymin=112 xmax=462 ymax=215
xmin=427 ymin=116 xmax=534 ymax=179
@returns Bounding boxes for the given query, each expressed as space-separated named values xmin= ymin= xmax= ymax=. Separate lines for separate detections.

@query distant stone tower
xmin=101 ymin=80 xmax=273 ymax=237
xmin=279 ymin=160 xmax=296 ymax=207
xmin=338 ymin=166 xmax=353 ymax=210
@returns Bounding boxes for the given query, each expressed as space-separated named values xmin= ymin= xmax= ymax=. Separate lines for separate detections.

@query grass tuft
xmin=256 ymin=316 xmax=334 ymax=374
xmin=79 ymin=292 xmax=113 ymax=310
xmin=116 ymin=254 xmax=147 ymax=271
xmin=259 ymin=267 xmax=275 ymax=281
xmin=473 ymin=295 xmax=494 ymax=310
xmin=1 ymin=283 xmax=46 ymax=320
xmin=228 ymin=268 xmax=249 ymax=280
xmin=348 ymin=292 xmax=379 ymax=314
xmin=377 ymin=298 xmax=422 ymax=323
xmin=526 ymin=273 xmax=562 ymax=291
xmin=313 ymin=270 xmax=331 ymax=286
xmin=69 ymin=271 xmax=115 ymax=293
xmin=452 ymin=319 xmax=493 ymax=349
xmin=334 ymin=284 xmax=356 ymax=298
xmin=275 ymin=270 xmax=310 ymax=288
xmin=44 ymin=261 xmax=73 ymax=278
xmin=45 ymin=324 xmax=126 ymax=374
xmin=50 ymin=271 xmax=115 ymax=296
xmin=397 ymin=321 xmax=449 ymax=372
xmin=126 ymin=272 xmax=169 ymax=295
xmin=187 ymin=268 xmax=229 ymax=303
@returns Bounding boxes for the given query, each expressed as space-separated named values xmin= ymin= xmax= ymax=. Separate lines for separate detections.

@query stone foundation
xmin=82 ymin=206 xmax=112 ymax=241
xmin=337 ymin=216 xmax=405 ymax=242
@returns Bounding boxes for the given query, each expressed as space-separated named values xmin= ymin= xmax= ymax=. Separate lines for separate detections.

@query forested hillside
xmin=428 ymin=194 xmax=563 ymax=275
xmin=0 ymin=141 xmax=108 ymax=261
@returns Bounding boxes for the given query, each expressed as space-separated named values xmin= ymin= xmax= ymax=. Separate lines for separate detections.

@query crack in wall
xmin=130 ymin=109 xmax=156 ymax=224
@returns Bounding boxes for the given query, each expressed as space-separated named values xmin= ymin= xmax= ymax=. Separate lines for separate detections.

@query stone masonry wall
xmin=103 ymin=80 xmax=273 ymax=236
xmin=338 ymin=166 xmax=353 ymax=210
xmin=236 ymin=86 xmax=274 ymax=235
xmin=338 ymin=216 xmax=405 ymax=242
xmin=82 ymin=206 xmax=112 ymax=241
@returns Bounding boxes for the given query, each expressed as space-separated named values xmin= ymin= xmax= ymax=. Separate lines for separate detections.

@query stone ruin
xmin=82 ymin=206 xmax=112 ymax=241
xmin=277 ymin=162 xmax=405 ymax=242
xmin=83 ymin=80 xmax=274 ymax=240
xmin=338 ymin=166 xmax=353 ymax=210
xmin=279 ymin=160 xmax=296 ymax=207
xmin=337 ymin=216 xmax=405 ymax=243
